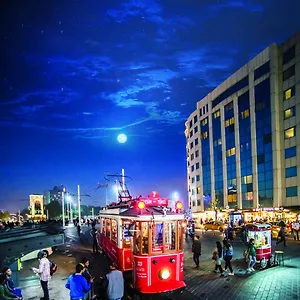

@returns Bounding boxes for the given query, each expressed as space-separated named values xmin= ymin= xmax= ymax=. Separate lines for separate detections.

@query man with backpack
xmin=31 ymin=250 xmax=51 ymax=300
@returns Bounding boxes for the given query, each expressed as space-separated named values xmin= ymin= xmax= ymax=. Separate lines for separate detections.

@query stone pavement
xmin=16 ymin=226 xmax=300 ymax=300
xmin=18 ymin=225 xmax=110 ymax=300
xmin=183 ymin=231 xmax=300 ymax=300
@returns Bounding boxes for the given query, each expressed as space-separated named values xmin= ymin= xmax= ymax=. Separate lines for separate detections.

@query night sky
xmin=1 ymin=0 xmax=300 ymax=211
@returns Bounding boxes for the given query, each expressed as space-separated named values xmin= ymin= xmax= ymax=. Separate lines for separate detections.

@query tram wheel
xmin=260 ymin=258 xmax=267 ymax=269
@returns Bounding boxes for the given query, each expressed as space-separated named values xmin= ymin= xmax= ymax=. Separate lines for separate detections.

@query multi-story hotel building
xmin=185 ymin=32 xmax=300 ymax=214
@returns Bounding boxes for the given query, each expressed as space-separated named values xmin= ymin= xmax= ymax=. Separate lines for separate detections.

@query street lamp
xmin=62 ymin=187 xmax=66 ymax=227
xmin=67 ymin=195 xmax=73 ymax=223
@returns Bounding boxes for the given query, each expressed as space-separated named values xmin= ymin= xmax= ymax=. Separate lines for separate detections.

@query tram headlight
xmin=159 ymin=268 xmax=170 ymax=280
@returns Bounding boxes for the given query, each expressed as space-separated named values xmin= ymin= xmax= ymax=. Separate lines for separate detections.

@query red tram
xmin=98 ymin=191 xmax=186 ymax=296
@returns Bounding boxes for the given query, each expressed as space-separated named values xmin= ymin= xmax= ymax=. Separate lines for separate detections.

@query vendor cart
xmin=246 ymin=223 xmax=272 ymax=269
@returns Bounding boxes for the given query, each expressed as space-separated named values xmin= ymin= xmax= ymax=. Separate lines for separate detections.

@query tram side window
xmin=152 ymin=222 xmax=163 ymax=252
xmin=101 ymin=219 xmax=106 ymax=235
xmin=106 ymin=219 xmax=111 ymax=239
xmin=165 ymin=222 xmax=176 ymax=251
xmin=141 ymin=222 xmax=149 ymax=254
xmin=111 ymin=219 xmax=117 ymax=242
xmin=123 ymin=220 xmax=133 ymax=248
xmin=178 ymin=221 xmax=183 ymax=251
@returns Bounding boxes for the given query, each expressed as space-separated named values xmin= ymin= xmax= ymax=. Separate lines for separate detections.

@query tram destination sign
xmin=138 ymin=197 xmax=168 ymax=207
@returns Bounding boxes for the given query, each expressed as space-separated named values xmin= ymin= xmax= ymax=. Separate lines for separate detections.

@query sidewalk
xmin=19 ymin=225 xmax=110 ymax=300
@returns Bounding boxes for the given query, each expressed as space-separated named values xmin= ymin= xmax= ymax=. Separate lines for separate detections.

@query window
xmin=201 ymin=118 xmax=208 ymax=126
xmin=197 ymin=199 xmax=200 ymax=206
xmin=194 ymin=126 xmax=198 ymax=133
xmin=214 ymin=110 xmax=220 ymax=118
xmin=263 ymin=133 xmax=272 ymax=144
xmin=243 ymin=175 xmax=253 ymax=184
xmin=195 ymin=150 xmax=199 ymax=157
xmin=190 ymin=131 xmax=193 ymax=138
xmin=111 ymin=219 xmax=117 ymax=242
xmin=285 ymin=146 xmax=296 ymax=159
xmin=191 ymin=153 xmax=194 ymax=160
xmin=283 ymin=46 xmax=295 ymax=65
xmin=191 ymin=165 xmax=194 ymax=172
xmin=190 ymin=142 xmax=194 ymax=149
xmin=200 ymin=131 xmax=208 ymax=140
xmin=286 ymin=166 xmax=297 ymax=178
xmin=106 ymin=219 xmax=111 ymax=238
xmin=286 ymin=186 xmax=298 ymax=197
xmin=254 ymin=61 xmax=270 ymax=80
xmin=189 ymin=120 xmax=192 ymax=128
xmin=284 ymin=127 xmax=295 ymax=139
xmin=225 ymin=101 xmax=234 ymax=111
xmin=197 ymin=187 xmax=201 ymax=194
xmin=195 ymin=138 xmax=199 ymax=146
xmin=164 ymin=222 xmax=176 ymax=251
xmin=151 ymin=222 xmax=162 ymax=253
xmin=283 ymin=65 xmax=295 ymax=81
xmin=196 ymin=162 xmax=199 ymax=169
xmin=255 ymin=102 xmax=265 ymax=111
xmin=284 ymin=107 xmax=295 ymax=119
xmin=196 ymin=175 xmax=200 ymax=181
xmin=212 ymin=76 xmax=248 ymax=108
xmin=241 ymin=109 xmax=249 ymax=119
xmin=284 ymin=86 xmax=295 ymax=100
xmin=225 ymin=117 xmax=234 ymax=127
xmin=194 ymin=115 xmax=198 ymax=123
xmin=191 ymin=177 xmax=195 ymax=183
xmin=226 ymin=147 xmax=236 ymax=157
xmin=257 ymin=154 xmax=265 ymax=164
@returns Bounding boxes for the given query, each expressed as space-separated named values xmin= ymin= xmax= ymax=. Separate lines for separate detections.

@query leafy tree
xmin=45 ymin=200 xmax=62 ymax=219
xmin=0 ymin=210 xmax=11 ymax=221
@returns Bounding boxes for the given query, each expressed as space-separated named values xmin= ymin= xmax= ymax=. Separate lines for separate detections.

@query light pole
xmin=67 ymin=194 xmax=73 ymax=223
xmin=78 ymin=185 xmax=81 ymax=226
xmin=62 ymin=187 xmax=66 ymax=227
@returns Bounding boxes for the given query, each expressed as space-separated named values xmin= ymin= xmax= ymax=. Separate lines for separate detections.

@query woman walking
xmin=223 ymin=239 xmax=234 ymax=275
xmin=213 ymin=241 xmax=224 ymax=276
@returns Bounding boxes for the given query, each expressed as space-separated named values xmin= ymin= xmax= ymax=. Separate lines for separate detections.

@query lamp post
xmin=62 ymin=187 xmax=66 ymax=227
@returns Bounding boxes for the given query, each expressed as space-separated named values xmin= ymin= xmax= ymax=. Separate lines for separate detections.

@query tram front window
xmin=123 ymin=220 xmax=133 ymax=248
xmin=165 ymin=222 xmax=176 ymax=251
xmin=152 ymin=222 xmax=163 ymax=252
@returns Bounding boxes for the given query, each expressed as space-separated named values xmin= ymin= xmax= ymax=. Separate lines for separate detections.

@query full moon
xmin=117 ymin=133 xmax=127 ymax=144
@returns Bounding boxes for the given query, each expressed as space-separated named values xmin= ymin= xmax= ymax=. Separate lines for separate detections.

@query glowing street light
xmin=117 ymin=133 xmax=127 ymax=144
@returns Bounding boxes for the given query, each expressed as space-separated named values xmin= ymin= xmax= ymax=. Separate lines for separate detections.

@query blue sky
xmin=1 ymin=0 xmax=300 ymax=211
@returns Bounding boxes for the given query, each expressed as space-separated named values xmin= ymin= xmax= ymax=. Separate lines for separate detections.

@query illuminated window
xmin=284 ymin=107 xmax=295 ymax=119
xmin=201 ymin=118 xmax=208 ymax=126
xmin=200 ymin=131 xmax=208 ymax=140
xmin=111 ymin=219 xmax=117 ymax=242
xmin=285 ymin=89 xmax=292 ymax=100
xmin=226 ymin=147 xmax=236 ymax=157
xmin=241 ymin=109 xmax=249 ymax=119
xmin=225 ymin=117 xmax=234 ymax=127
xmin=213 ymin=110 xmax=220 ymax=118
xmin=245 ymin=192 xmax=253 ymax=200
xmin=243 ymin=175 xmax=253 ymax=184
xmin=284 ymin=127 xmax=295 ymax=139
xmin=283 ymin=86 xmax=295 ymax=100
xmin=197 ymin=187 xmax=201 ymax=194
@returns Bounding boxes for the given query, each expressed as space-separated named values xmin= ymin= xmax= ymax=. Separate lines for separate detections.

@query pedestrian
xmin=80 ymin=258 xmax=94 ymax=300
xmin=276 ymin=226 xmax=287 ymax=246
xmin=0 ymin=273 xmax=21 ymax=300
xmin=292 ymin=221 xmax=299 ymax=241
xmin=246 ymin=238 xmax=256 ymax=273
xmin=77 ymin=223 xmax=81 ymax=236
xmin=106 ymin=262 xmax=124 ymax=300
xmin=65 ymin=263 xmax=93 ymax=300
xmin=2 ymin=267 xmax=22 ymax=298
xmin=192 ymin=235 xmax=201 ymax=268
xmin=30 ymin=250 xmax=51 ymax=300
xmin=223 ymin=240 xmax=234 ymax=275
xmin=213 ymin=241 xmax=224 ymax=276
xmin=91 ymin=228 xmax=99 ymax=254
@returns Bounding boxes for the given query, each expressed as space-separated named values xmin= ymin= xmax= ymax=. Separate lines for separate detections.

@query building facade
xmin=185 ymin=32 xmax=300 ymax=213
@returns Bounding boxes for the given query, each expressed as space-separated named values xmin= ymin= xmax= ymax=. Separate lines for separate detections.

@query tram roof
xmin=99 ymin=206 xmax=184 ymax=221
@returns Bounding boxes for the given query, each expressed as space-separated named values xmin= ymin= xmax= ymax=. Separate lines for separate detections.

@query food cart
xmin=246 ymin=223 xmax=272 ymax=269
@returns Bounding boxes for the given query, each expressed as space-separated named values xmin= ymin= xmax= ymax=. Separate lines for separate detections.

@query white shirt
xmin=33 ymin=257 xmax=51 ymax=282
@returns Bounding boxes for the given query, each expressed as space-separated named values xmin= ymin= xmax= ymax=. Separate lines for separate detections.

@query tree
xmin=0 ymin=210 xmax=11 ymax=221
xmin=45 ymin=201 xmax=62 ymax=219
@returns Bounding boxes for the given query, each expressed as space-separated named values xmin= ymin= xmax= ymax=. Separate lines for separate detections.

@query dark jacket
xmin=192 ymin=239 xmax=201 ymax=255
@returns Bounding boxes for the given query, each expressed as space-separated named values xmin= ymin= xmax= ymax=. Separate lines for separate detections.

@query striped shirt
xmin=33 ymin=257 xmax=51 ymax=281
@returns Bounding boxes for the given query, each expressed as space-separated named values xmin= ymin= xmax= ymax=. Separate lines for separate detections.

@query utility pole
xmin=67 ymin=193 xmax=70 ymax=221
xmin=46 ymin=209 xmax=49 ymax=220
xmin=78 ymin=185 xmax=81 ymax=226
xmin=62 ymin=188 xmax=65 ymax=227
xmin=91 ymin=207 xmax=94 ymax=219
xmin=70 ymin=201 xmax=73 ymax=223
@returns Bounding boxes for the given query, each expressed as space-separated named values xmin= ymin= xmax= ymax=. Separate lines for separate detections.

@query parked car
xmin=204 ymin=221 xmax=226 ymax=232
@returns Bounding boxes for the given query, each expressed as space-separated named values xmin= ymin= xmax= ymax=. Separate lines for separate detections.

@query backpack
xmin=50 ymin=261 xmax=57 ymax=276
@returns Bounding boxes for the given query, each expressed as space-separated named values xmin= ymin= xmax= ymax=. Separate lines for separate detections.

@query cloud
xmin=208 ymin=0 xmax=264 ymax=12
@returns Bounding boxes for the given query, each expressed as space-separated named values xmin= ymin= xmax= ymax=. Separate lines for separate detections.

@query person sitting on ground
xmin=0 ymin=273 xmax=21 ymax=300
xmin=1 ymin=268 xmax=22 ymax=299
xmin=65 ymin=264 xmax=93 ymax=300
